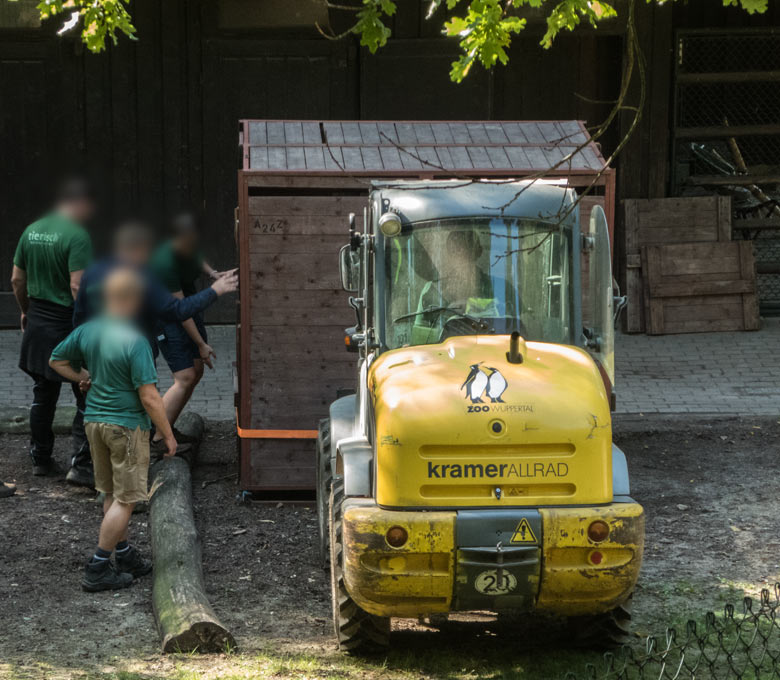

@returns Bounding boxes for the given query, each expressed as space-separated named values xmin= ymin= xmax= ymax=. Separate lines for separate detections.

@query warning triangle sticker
xmin=510 ymin=518 xmax=537 ymax=544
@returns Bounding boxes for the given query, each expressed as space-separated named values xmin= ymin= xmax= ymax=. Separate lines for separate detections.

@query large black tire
xmin=315 ymin=419 xmax=332 ymax=568
xmin=329 ymin=479 xmax=391 ymax=654
xmin=568 ymin=596 xmax=633 ymax=649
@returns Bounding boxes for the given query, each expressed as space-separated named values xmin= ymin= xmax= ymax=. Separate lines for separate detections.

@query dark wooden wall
xmin=1 ymin=0 xmax=778 ymax=324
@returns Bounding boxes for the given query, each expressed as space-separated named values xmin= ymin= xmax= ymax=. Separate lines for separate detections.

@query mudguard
xmin=612 ymin=443 xmax=630 ymax=497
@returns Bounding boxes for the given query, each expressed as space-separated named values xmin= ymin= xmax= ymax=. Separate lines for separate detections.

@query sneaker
xmin=0 ymin=483 xmax=15 ymax=499
xmin=32 ymin=459 xmax=63 ymax=477
xmin=66 ymin=465 xmax=95 ymax=489
xmin=115 ymin=546 xmax=153 ymax=578
xmin=81 ymin=559 xmax=133 ymax=592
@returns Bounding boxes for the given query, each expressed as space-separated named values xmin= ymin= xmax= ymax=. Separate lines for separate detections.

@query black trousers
xmin=29 ymin=373 xmax=91 ymax=469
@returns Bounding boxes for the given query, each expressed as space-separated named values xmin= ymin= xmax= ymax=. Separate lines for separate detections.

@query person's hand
xmin=164 ymin=432 xmax=178 ymax=458
xmin=20 ymin=313 xmax=26 ymax=332
xmin=199 ymin=343 xmax=216 ymax=369
xmin=211 ymin=269 xmax=238 ymax=296
xmin=79 ymin=378 xmax=92 ymax=394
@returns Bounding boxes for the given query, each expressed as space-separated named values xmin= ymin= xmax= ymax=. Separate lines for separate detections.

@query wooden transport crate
xmin=236 ymin=119 xmax=615 ymax=494
xmin=623 ymin=196 xmax=732 ymax=333
xmin=641 ymin=241 xmax=759 ymax=334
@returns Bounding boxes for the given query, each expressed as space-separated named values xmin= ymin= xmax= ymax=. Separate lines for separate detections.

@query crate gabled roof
xmin=240 ymin=120 xmax=607 ymax=175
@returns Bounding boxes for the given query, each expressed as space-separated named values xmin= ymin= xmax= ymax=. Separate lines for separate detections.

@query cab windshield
xmin=382 ymin=217 xmax=574 ymax=350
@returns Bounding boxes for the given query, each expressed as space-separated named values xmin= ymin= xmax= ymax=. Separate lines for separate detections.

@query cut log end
xmin=162 ymin=621 xmax=236 ymax=654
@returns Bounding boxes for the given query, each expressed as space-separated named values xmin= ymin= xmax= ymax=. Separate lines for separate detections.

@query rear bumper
xmin=341 ymin=500 xmax=644 ymax=618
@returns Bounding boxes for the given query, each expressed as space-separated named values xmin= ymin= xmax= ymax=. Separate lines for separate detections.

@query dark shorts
xmin=157 ymin=314 xmax=207 ymax=373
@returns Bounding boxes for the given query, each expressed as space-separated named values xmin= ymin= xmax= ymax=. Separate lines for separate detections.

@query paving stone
xmin=1 ymin=321 xmax=779 ymax=419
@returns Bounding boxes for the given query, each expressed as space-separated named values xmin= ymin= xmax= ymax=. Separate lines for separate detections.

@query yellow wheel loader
xmin=316 ymin=179 xmax=644 ymax=653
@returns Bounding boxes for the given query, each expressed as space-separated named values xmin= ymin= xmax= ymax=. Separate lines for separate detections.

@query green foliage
xmin=443 ymin=0 xmax=527 ymax=81
xmin=351 ymin=0 xmax=769 ymax=83
xmin=10 ymin=0 xmax=771 ymax=71
xmin=351 ymin=0 xmax=397 ymax=53
xmin=723 ymin=0 xmax=768 ymax=13
xmin=16 ymin=0 xmax=136 ymax=52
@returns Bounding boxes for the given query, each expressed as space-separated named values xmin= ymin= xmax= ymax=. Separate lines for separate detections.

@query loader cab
xmin=339 ymin=180 xmax=616 ymax=397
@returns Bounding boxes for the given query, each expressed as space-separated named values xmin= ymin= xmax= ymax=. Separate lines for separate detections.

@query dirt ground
xmin=1 ymin=415 xmax=779 ymax=680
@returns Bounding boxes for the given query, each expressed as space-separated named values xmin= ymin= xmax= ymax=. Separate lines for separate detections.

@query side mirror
xmin=339 ymin=245 xmax=360 ymax=292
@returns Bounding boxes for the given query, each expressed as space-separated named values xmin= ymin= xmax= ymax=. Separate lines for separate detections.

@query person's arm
xmin=203 ymin=261 xmax=219 ymax=280
xmin=171 ymin=289 xmax=216 ymax=369
xmin=50 ymin=327 xmax=89 ymax=390
xmin=49 ymin=358 xmax=89 ymax=385
xmin=10 ymin=265 xmax=28 ymax=330
xmin=137 ymin=384 xmax=177 ymax=457
xmin=202 ymin=261 xmax=232 ymax=280
xmin=152 ymin=269 xmax=238 ymax=324
xmin=69 ymin=269 xmax=84 ymax=301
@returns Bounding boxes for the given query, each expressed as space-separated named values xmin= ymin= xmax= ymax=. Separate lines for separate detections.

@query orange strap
xmin=236 ymin=410 xmax=318 ymax=439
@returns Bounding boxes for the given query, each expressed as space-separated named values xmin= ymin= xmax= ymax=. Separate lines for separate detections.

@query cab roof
xmin=371 ymin=179 xmax=577 ymax=225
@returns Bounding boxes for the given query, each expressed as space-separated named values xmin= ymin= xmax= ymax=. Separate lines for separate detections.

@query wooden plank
xmin=341 ymin=121 xmax=362 ymax=144
xmin=322 ymin=121 xmax=344 ymax=144
xmin=676 ymin=124 xmax=780 ymax=140
xmin=248 ymin=121 xmax=267 ymax=144
xmin=342 ymin=146 xmax=365 ymax=170
xmin=303 ymin=145 xmax=326 ymax=170
xmin=358 ymin=122 xmax=380 ymax=144
xmin=466 ymin=146 xmax=492 ymax=168
xmin=641 ymin=242 xmax=759 ymax=335
xmin=686 ymin=174 xmax=780 ymax=187
xmin=485 ymin=146 xmax=511 ymax=169
xmin=249 ymin=146 xmax=269 ymax=170
xmin=642 ymin=246 xmax=663 ymax=335
xmin=448 ymin=146 xmax=473 ymax=169
xmin=431 ymin=123 xmax=454 ymax=144
xmin=379 ymin=145 xmax=404 ymax=170
xmin=267 ymin=121 xmax=285 ymax=144
xmin=283 ymin=121 xmax=303 ymax=143
xmin=248 ymin=195 xmax=366 ymax=221
xmin=739 ymin=241 xmax=760 ymax=331
xmin=650 ymin=279 xmax=755 ymax=298
xmin=249 ymin=253 xmax=342 ymax=290
xmin=248 ymin=232 xmax=347 ymax=254
xmin=302 ymin=122 xmax=320 ymax=144
xmin=246 ymin=440 xmax=316 ymax=489
xmin=285 ymin=146 xmax=306 ymax=170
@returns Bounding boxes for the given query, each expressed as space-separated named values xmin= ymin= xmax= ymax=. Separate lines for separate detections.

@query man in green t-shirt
xmin=50 ymin=267 xmax=177 ymax=591
xmin=11 ymin=178 xmax=94 ymax=480
xmin=149 ymin=211 xmax=231 ymax=453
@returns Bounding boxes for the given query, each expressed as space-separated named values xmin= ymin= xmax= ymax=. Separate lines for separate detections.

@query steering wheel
xmin=438 ymin=316 xmax=494 ymax=342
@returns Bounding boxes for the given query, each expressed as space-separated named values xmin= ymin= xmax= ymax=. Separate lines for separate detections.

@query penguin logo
xmin=485 ymin=367 xmax=508 ymax=403
xmin=461 ymin=364 xmax=490 ymax=403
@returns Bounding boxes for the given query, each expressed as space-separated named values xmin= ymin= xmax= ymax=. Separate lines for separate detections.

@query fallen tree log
xmin=149 ymin=413 xmax=235 ymax=653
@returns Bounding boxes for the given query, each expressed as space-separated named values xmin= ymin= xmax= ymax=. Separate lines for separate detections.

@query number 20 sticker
xmin=474 ymin=569 xmax=518 ymax=595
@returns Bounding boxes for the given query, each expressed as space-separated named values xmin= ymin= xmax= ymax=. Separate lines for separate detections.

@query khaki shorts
xmin=85 ymin=422 xmax=150 ymax=504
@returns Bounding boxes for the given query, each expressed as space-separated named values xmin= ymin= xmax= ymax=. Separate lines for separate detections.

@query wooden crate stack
xmin=623 ymin=196 xmax=760 ymax=334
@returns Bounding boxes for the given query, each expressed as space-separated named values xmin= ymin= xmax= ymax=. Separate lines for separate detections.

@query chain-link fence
xmin=673 ymin=30 xmax=780 ymax=311
xmin=566 ymin=585 xmax=780 ymax=680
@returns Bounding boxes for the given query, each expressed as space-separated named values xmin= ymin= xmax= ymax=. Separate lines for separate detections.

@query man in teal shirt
xmin=50 ymin=267 xmax=177 ymax=591
xmin=11 ymin=178 xmax=94 ymax=480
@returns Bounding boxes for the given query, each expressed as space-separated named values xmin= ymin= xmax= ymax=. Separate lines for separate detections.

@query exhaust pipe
xmin=506 ymin=331 xmax=523 ymax=364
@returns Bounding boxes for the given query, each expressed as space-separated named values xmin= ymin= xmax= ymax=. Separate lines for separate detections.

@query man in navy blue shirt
xmin=69 ymin=221 xmax=237 ymax=486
